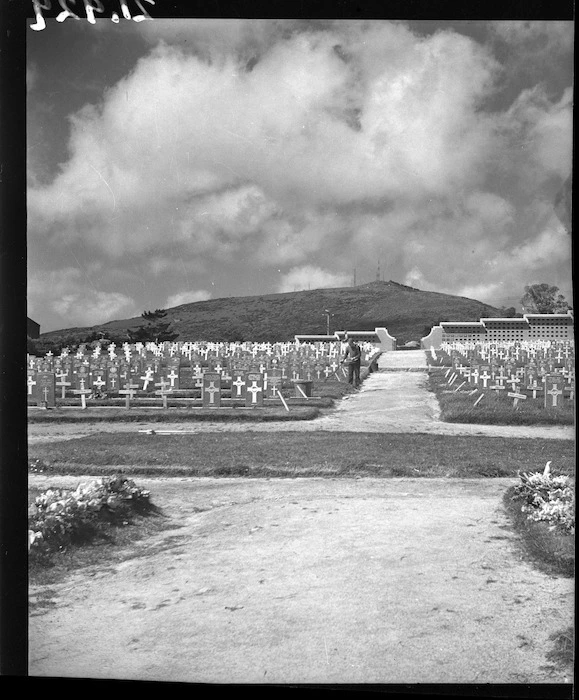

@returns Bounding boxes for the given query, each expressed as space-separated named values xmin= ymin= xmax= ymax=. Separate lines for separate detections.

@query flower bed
xmin=504 ymin=462 xmax=574 ymax=577
xmin=511 ymin=462 xmax=575 ymax=535
xmin=29 ymin=475 xmax=154 ymax=558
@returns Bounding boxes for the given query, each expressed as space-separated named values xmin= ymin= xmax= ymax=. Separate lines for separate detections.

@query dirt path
xmin=27 ymin=352 xmax=575 ymax=442
xmin=29 ymin=476 xmax=573 ymax=684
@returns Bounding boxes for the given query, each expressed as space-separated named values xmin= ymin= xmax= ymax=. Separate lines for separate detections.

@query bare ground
xmin=29 ymin=476 xmax=573 ymax=684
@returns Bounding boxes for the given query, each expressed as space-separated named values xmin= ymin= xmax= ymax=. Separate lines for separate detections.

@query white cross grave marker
xmin=93 ymin=375 xmax=106 ymax=392
xmin=527 ymin=378 xmax=541 ymax=400
xmin=72 ymin=386 xmax=92 ymax=409
xmin=232 ymin=374 xmax=246 ymax=398
xmin=204 ymin=382 xmax=220 ymax=405
xmin=154 ymin=379 xmax=172 ymax=409
xmin=544 ymin=377 xmax=564 ymax=408
xmin=27 ymin=375 xmax=37 ymax=395
xmin=246 ymin=378 xmax=263 ymax=406
xmin=247 ymin=382 xmax=261 ymax=403
xmin=167 ymin=369 xmax=179 ymax=387
xmin=55 ymin=372 xmax=71 ymax=398
xmin=202 ymin=372 xmax=221 ymax=407
xmin=140 ymin=368 xmax=155 ymax=391
xmin=118 ymin=383 xmax=139 ymax=409
xmin=508 ymin=392 xmax=527 ymax=408
xmin=479 ymin=369 xmax=491 ymax=388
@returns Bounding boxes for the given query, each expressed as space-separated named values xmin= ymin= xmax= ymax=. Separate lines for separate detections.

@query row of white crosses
xmin=446 ymin=364 xmax=521 ymax=408
xmin=445 ymin=353 xmax=572 ymax=408
xmin=201 ymin=372 xmax=267 ymax=408
xmin=31 ymin=343 xmax=374 ymax=372
xmin=29 ymin=339 xmax=379 ymax=405
xmin=33 ymin=343 xmax=376 ymax=380
xmin=443 ymin=341 xmax=574 ymax=372
xmin=443 ymin=339 xmax=573 ymax=357
xmin=41 ymin=339 xmax=373 ymax=368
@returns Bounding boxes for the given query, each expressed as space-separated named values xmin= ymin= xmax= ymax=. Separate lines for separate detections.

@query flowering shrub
xmin=29 ymin=476 xmax=151 ymax=555
xmin=512 ymin=463 xmax=575 ymax=535
xmin=29 ymin=458 xmax=51 ymax=473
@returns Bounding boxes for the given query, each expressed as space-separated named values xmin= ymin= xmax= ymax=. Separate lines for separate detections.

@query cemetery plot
xmin=27 ymin=340 xmax=380 ymax=417
xmin=427 ymin=340 xmax=574 ymax=426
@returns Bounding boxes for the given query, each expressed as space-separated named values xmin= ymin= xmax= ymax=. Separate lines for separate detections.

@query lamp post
xmin=323 ymin=309 xmax=334 ymax=336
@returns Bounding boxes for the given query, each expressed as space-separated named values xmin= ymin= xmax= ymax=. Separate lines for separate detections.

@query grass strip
xmin=427 ymin=369 xmax=574 ymax=426
xmin=29 ymin=431 xmax=575 ymax=478
xmin=502 ymin=486 xmax=574 ymax=577
xmin=27 ymin=406 xmax=321 ymax=423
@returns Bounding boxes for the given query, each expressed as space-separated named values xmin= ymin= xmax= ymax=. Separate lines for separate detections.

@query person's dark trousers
xmin=348 ymin=362 xmax=361 ymax=387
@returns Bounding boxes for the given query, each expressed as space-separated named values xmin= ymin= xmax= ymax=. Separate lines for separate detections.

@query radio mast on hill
xmin=376 ymin=260 xmax=380 ymax=282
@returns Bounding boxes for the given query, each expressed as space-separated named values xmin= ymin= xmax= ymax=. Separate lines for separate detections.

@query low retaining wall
xmin=296 ymin=327 xmax=397 ymax=352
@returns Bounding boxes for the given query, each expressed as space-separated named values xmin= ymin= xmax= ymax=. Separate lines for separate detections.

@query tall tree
xmin=128 ymin=309 xmax=178 ymax=343
xmin=521 ymin=284 xmax=570 ymax=314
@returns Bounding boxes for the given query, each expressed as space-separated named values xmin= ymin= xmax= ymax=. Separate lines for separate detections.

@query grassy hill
xmin=38 ymin=281 xmax=502 ymax=347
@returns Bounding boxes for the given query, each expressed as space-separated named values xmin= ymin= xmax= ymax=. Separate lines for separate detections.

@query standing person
xmin=341 ymin=335 xmax=362 ymax=388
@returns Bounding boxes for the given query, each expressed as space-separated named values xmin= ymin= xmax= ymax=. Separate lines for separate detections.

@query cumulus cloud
xmin=164 ymin=290 xmax=213 ymax=308
xmin=277 ymin=266 xmax=351 ymax=293
xmin=135 ymin=18 xmax=290 ymax=58
xmin=52 ymin=291 xmax=136 ymax=326
xmin=28 ymin=24 xmax=502 ymax=251
xmin=489 ymin=20 xmax=573 ymax=55
xmin=27 ymin=20 xmax=573 ymax=329
xmin=28 ymin=268 xmax=137 ymax=328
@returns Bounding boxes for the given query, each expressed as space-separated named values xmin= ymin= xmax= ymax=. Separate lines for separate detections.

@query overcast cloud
xmin=27 ymin=19 xmax=573 ymax=331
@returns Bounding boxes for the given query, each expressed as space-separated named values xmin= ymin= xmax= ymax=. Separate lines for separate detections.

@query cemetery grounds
xmin=28 ymin=341 xmax=575 ymax=684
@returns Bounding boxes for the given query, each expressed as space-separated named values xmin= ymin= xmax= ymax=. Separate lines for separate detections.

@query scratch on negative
xmin=89 ymin=163 xmax=116 ymax=210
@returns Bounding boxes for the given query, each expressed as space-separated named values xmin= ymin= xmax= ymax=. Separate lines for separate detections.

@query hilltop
xmin=37 ymin=281 xmax=502 ymax=347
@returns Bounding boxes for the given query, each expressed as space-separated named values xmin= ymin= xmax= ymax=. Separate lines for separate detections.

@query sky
xmin=27 ymin=17 xmax=574 ymax=333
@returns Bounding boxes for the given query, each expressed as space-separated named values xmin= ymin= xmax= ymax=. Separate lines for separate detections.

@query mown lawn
xmin=29 ymin=431 xmax=574 ymax=478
